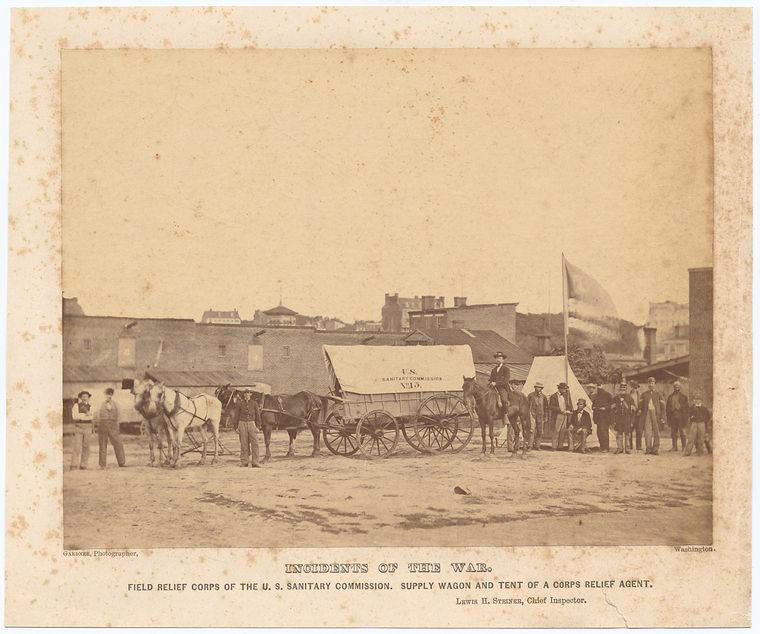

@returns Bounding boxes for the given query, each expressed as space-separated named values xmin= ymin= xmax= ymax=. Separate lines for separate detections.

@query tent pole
xmin=562 ymin=253 xmax=569 ymax=385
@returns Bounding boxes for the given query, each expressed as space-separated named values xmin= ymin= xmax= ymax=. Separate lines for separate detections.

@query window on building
xmin=283 ymin=345 xmax=290 ymax=358
xmin=218 ymin=344 xmax=226 ymax=357
xmin=117 ymin=337 xmax=136 ymax=368
xmin=83 ymin=338 xmax=91 ymax=350
xmin=248 ymin=344 xmax=263 ymax=371
xmin=122 ymin=378 xmax=134 ymax=391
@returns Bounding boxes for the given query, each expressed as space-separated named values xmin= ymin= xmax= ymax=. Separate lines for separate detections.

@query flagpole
xmin=561 ymin=253 xmax=569 ymax=385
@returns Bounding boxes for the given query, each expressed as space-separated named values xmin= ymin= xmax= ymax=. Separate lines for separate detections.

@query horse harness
xmin=164 ymin=389 xmax=208 ymax=431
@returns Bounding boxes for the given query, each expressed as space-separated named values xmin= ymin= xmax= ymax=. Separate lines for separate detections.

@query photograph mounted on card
xmin=5 ymin=5 xmax=750 ymax=629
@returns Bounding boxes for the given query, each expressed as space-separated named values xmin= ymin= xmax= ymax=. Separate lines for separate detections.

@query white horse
xmin=132 ymin=378 xmax=173 ymax=467
xmin=144 ymin=383 xmax=222 ymax=468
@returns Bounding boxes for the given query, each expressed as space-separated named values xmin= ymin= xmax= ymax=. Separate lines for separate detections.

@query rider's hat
xmin=77 ymin=390 xmax=91 ymax=399
xmin=534 ymin=381 xmax=544 ymax=389
xmin=494 ymin=352 xmax=505 ymax=359
xmin=557 ymin=382 xmax=569 ymax=390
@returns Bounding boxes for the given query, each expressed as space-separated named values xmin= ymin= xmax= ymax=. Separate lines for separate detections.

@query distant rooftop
xmin=263 ymin=304 xmax=299 ymax=316
xmin=200 ymin=309 xmax=241 ymax=321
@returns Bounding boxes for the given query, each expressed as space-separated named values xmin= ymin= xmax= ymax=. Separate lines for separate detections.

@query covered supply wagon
xmin=321 ymin=344 xmax=476 ymax=458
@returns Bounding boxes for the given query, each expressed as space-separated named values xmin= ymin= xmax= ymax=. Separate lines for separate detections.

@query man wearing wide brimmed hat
xmin=527 ymin=381 xmax=549 ymax=450
xmin=549 ymin=382 xmax=573 ymax=450
xmin=69 ymin=390 xmax=94 ymax=470
xmin=489 ymin=352 xmax=511 ymax=416
xmin=611 ymin=382 xmax=636 ymax=454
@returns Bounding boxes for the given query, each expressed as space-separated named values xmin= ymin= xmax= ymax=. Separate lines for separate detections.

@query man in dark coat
xmin=628 ymin=380 xmax=643 ymax=451
xmin=684 ymin=392 xmax=711 ymax=456
xmin=591 ymin=381 xmax=612 ymax=452
xmin=639 ymin=376 xmax=665 ymax=455
xmin=611 ymin=382 xmax=636 ymax=454
xmin=549 ymin=382 xmax=573 ymax=450
xmin=666 ymin=381 xmax=689 ymax=451
xmin=568 ymin=398 xmax=592 ymax=453
xmin=489 ymin=352 xmax=511 ymax=415
xmin=238 ymin=391 xmax=262 ymax=468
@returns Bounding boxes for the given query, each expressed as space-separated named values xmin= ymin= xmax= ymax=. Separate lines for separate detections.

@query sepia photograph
xmin=61 ymin=47 xmax=714 ymax=549
xmin=5 ymin=5 xmax=751 ymax=628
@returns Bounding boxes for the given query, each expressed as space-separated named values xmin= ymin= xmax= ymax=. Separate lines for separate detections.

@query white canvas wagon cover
xmin=322 ymin=345 xmax=475 ymax=395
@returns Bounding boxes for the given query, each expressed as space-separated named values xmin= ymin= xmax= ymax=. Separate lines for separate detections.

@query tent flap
xmin=322 ymin=345 xmax=475 ymax=395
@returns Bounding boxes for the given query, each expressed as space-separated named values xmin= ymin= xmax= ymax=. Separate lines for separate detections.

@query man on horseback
xmin=489 ymin=352 xmax=511 ymax=419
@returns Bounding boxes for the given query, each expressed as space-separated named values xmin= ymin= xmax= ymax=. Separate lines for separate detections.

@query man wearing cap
xmin=549 ymin=382 xmax=573 ymax=451
xmin=666 ymin=381 xmax=689 ymax=451
xmin=611 ymin=382 xmax=635 ymax=454
xmin=684 ymin=392 xmax=711 ymax=457
xmin=568 ymin=398 xmax=593 ymax=453
xmin=69 ymin=390 xmax=94 ymax=470
xmin=527 ymin=382 xmax=549 ymax=450
xmin=489 ymin=352 xmax=511 ymax=414
xmin=638 ymin=377 xmax=665 ymax=455
xmin=238 ymin=391 xmax=262 ymax=468
xmin=591 ymin=381 xmax=612 ymax=452
xmin=97 ymin=387 xmax=126 ymax=468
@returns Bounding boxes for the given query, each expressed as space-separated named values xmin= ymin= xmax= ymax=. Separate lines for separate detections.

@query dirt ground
xmin=62 ymin=428 xmax=712 ymax=549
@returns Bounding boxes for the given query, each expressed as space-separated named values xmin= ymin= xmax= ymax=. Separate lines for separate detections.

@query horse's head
xmin=215 ymin=384 xmax=236 ymax=410
xmin=132 ymin=379 xmax=154 ymax=417
xmin=462 ymin=376 xmax=478 ymax=411
xmin=145 ymin=382 xmax=167 ymax=417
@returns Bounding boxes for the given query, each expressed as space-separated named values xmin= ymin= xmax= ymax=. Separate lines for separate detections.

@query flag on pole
xmin=563 ymin=256 xmax=620 ymax=341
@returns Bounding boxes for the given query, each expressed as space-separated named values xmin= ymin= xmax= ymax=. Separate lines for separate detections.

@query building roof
xmin=409 ymin=302 xmax=518 ymax=316
xmin=622 ymin=355 xmax=689 ymax=382
xmin=63 ymin=297 xmax=85 ymax=316
xmin=263 ymin=304 xmax=299 ymax=316
xmin=426 ymin=328 xmax=534 ymax=365
xmin=200 ymin=309 xmax=241 ymax=321
xmin=145 ymin=369 xmax=270 ymax=390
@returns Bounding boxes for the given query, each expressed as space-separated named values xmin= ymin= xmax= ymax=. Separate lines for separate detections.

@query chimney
xmin=422 ymin=295 xmax=435 ymax=310
xmin=644 ymin=326 xmax=657 ymax=365
xmin=536 ymin=333 xmax=552 ymax=354
xmin=454 ymin=296 xmax=467 ymax=307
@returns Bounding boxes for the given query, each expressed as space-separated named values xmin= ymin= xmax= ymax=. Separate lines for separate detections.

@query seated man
xmin=568 ymin=398 xmax=593 ymax=453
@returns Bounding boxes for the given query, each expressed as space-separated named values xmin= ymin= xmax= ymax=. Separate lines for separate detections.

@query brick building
xmin=689 ymin=267 xmax=713 ymax=403
xmin=381 ymin=293 xmax=444 ymax=331
xmin=199 ymin=309 xmax=242 ymax=325
xmin=63 ymin=312 xmax=533 ymax=400
xmin=63 ymin=314 xmax=410 ymax=399
xmin=408 ymin=299 xmax=518 ymax=344
xmin=647 ymin=300 xmax=689 ymax=360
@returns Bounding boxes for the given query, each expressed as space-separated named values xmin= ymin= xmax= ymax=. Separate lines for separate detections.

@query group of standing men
xmin=68 ymin=388 xmax=126 ymax=470
xmin=525 ymin=376 xmax=712 ymax=456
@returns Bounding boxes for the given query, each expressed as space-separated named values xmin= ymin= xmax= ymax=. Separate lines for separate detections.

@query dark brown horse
xmin=216 ymin=386 xmax=325 ymax=462
xmin=462 ymin=377 xmax=530 ymax=457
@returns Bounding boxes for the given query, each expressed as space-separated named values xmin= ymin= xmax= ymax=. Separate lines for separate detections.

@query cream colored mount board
xmin=6 ymin=6 xmax=751 ymax=628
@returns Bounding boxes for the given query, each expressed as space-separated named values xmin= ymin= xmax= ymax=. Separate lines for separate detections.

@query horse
xmin=144 ymin=383 xmax=222 ymax=468
xmin=216 ymin=385 xmax=324 ymax=462
xmin=132 ymin=378 xmax=173 ymax=467
xmin=462 ymin=376 xmax=530 ymax=458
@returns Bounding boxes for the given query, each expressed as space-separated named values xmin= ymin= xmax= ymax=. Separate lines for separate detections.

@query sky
xmin=62 ymin=48 xmax=713 ymax=325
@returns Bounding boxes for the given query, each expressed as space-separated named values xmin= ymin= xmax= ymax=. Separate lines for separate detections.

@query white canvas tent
xmin=521 ymin=355 xmax=602 ymax=448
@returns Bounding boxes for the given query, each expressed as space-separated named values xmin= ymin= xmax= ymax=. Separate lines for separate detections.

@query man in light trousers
xmin=550 ymin=382 xmax=572 ymax=451
xmin=70 ymin=390 xmax=94 ymax=470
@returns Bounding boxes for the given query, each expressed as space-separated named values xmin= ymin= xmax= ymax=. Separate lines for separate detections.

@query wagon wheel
xmin=413 ymin=394 xmax=474 ymax=453
xmin=401 ymin=418 xmax=427 ymax=452
xmin=322 ymin=411 xmax=359 ymax=457
xmin=356 ymin=410 xmax=399 ymax=459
